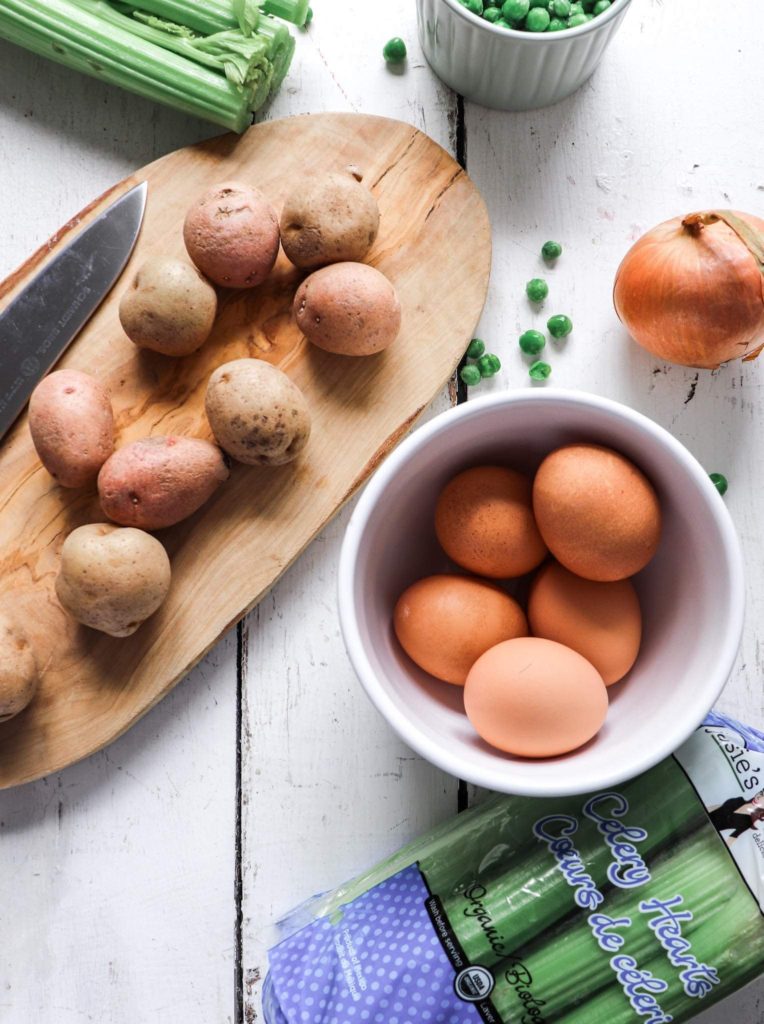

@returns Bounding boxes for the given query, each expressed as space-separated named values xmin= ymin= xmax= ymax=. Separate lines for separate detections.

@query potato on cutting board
xmin=28 ymin=369 xmax=114 ymax=488
xmin=55 ymin=524 xmax=172 ymax=638
xmin=98 ymin=436 xmax=230 ymax=530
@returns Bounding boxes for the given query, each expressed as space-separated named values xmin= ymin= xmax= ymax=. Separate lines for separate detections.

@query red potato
xmin=293 ymin=262 xmax=401 ymax=356
xmin=28 ymin=369 xmax=114 ymax=488
xmin=183 ymin=181 xmax=280 ymax=289
xmin=98 ymin=436 xmax=229 ymax=530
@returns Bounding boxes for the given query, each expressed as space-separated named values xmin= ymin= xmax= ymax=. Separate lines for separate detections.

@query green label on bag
xmin=419 ymin=755 xmax=764 ymax=1024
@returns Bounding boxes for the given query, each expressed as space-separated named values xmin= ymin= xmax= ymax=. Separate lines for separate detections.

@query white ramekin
xmin=338 ymin=390 xmax=745 ymax=797
xmin=416 ymin=0 xmax=633 ymax=110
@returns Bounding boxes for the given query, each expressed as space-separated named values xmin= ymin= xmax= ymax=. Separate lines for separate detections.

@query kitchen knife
xmin=0 ymin=181 xmax=147 ymax=442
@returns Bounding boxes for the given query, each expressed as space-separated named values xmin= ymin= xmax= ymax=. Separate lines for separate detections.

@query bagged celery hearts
xmin=263 ymin=712 xmax=764 ymax=1024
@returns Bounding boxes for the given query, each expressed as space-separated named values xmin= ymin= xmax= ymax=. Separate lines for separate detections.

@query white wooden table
xmin=0 ymin=2 xmax=762 ymax=1021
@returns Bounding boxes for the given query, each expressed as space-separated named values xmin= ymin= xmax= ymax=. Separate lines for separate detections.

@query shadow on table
xmin=0 ymin=626 xmax=239 ymax=832
xmin=0 ymin=37 xmax=215 ymax=173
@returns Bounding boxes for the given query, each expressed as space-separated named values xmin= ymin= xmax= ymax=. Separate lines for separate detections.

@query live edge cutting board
xmin=0 ymin=113 xmax=490 ymax=788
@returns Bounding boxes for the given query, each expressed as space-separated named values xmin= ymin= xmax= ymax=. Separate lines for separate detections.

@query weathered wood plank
xmin=239 ymin=5 xmax=462 ymax=1020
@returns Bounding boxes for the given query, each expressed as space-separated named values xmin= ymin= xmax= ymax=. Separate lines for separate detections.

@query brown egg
xmin=528 ymin=562 xmax=642 ymax=685
xmin=393 ymin=575 xmax=528 ymax=685
xmin=435 ymin=466 xmax=548 ymax=578
xmin=464 ymin=637 xmax=608 ymax=758
xmin=532 ymin=444 xmax=661 ymax=582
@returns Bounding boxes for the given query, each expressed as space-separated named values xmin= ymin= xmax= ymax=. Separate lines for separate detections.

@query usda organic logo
xmin=454 ymin=965 xmax=494 ymax=1002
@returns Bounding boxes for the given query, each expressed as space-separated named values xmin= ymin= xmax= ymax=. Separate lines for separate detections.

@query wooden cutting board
xmin=0 ymin=112 xmax=490 ymax=788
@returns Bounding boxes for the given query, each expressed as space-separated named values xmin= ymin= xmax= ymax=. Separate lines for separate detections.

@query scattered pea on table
xmin=529 ymin=360 xmax=552 ymax=381
xmin=710 ymin=472 xmax=729 ymax=496
xmin=519 ymin=329 xmax=546 ymax=355
xmin=547 ymin=314 xmax=573 ymax=338
xmin=526 ymin=278 xmax=549 ymax=302
xmin=383 ymin=37 xmax=407 ymax=63
xmin=460 ymin=364 xmax=482 ymax=387
xmin=541 ymin=240 xmax=563 ymax=261
xmin=477 ymin=353 xmax=502 ymax=378
xmin=466 ymin=337 xmax=486 ymax=359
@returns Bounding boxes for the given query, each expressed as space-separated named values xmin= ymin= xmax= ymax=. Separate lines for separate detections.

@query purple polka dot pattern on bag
xmin=266 ymin=865 xmax=480 ymax=1024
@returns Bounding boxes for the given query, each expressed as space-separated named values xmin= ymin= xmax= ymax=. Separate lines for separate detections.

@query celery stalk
xmin=262 ymin=0 xmax=311 ymax=26
xmin=0 ymin=0 xmax=252 ymax=129
xmin=0 ymin=0 xmax=299 ymax=131
xmin=71 ymin=0 xmax=273 ymax=88
xmin=256 ymin=16 xmax=295 ymax=90
xmin=128 ymin=0 xmax=309 ymax=31
xmin=116 ymin=0 xmax=261 ymax=35
xmin=490 ymin=832 xmax=719 ymax=1020
xmin=441 ymin=757 xmax=701 ymax=967
xmin=558 ymin=877 xmax=764 ymax=1024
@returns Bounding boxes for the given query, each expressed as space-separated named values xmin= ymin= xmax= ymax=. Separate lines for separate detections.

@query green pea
xmin=526 ymin=278 xmax=549 ymax=302
xmin=477 ymin=353 xmax=501 ymax=378
xmin=592 ymin=0 xmax=611 ymax=11
xmin=567 ymin=11 xmax=588 ymax=25
xmin=458 ymin=0 xmax=484 ymax=12
xmin=495 ymin=16 xmax=513 ymax=25
xmin=529 ymin=361 xmax=552 ymax=381
xmin=460 ymin=364 xmax=482 ymax=387
xmin=483 ymin=6 xmax=503 ymax=20
xmin=466 ymin=337 xmax=486 ymax=359
xmin=548 ymin=16 xmax=567 ymax=29
xmin=525 ymin=6 xmax=550 ymax=29
xmin=547 ymin=314 xmax=573 ymax=338
xmin=541 ymin=240 xmax=563 ymax=261
xmin=709 ymin=472 xmax=728 ymax=496
xmin=501 ymin=0 xmax=529 ymax=20
xmin=305 ymin=6 xmax=313 ymax=23
xmin=519 ymin=330 xmax=546 ymax=355
xmin=550 ymin=0 xmax=571 ymax=15
xmin=568 ymin=1 xmax=584 ymax=12
xmin=383 ymin=37 xmax=407 ymax=62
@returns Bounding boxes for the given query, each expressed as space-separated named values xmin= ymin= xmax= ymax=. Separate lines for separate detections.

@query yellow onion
xmin=614 ymin=209 xmax=764 ymax=369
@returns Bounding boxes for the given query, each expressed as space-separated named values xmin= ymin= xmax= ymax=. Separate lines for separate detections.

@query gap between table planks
xmin=0 ymin=111 xmax=490 ymax=790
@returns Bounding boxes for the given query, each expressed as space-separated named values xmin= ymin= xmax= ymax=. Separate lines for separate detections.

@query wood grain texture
xmin=0 ymin=111 xmax=490 ymax=789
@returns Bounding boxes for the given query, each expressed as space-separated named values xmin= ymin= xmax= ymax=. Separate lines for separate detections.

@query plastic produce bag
xmin=263 ymin=712 xmax=764 ymax=1024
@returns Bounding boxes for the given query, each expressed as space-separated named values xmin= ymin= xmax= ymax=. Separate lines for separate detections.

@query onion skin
xmin=614 ymin=210 xmax=764 ymax=369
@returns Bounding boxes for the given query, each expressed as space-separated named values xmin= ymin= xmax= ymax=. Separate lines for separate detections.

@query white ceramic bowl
xmin=416 ymin=0 xmax=633 ymax=111
xmin=338 ymin=390 xmax=745 ymax=797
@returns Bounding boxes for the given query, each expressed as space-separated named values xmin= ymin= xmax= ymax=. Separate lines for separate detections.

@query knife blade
xmin=0 ymin=181 xmax=147 ymax=441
